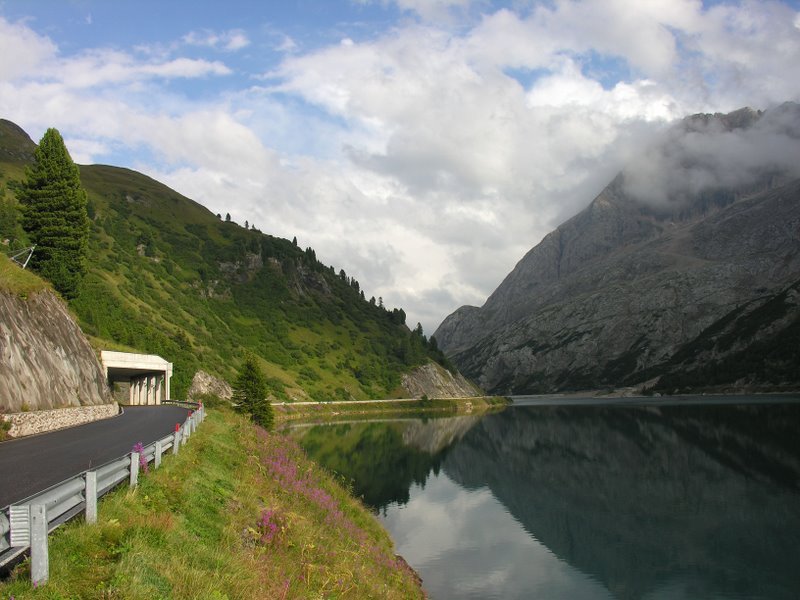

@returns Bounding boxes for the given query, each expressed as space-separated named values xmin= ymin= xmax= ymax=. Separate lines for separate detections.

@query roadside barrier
xmin=0 ymin=402 xmax=205 ymax=584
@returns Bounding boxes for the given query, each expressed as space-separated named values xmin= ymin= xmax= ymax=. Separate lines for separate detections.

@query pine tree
xmin=19 ymin=128 xmax=89 ymax=297
xmin=232 ymin=354 xmax=273 ymax=429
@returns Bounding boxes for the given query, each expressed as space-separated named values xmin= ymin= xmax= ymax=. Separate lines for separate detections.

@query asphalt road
xmin=0 ymin=406 xmax=191 ymax=508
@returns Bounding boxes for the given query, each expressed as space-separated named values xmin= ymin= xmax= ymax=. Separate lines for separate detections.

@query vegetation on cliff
xmin=0 ymin=407 xmax=424 ymax=598
xmin=0 ymin=254 xmax=49 ymax=296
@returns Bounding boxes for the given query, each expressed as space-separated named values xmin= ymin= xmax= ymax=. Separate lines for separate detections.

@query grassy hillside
xmin=0 ymin=120 xmax=34 ymax=245
xmin=0 ymin=119 xmax=451 ymax=399
xmin=0 ymin=254 xmax=49 ymax=296
xmin=0 ymin=408 xmax=425 ymax=598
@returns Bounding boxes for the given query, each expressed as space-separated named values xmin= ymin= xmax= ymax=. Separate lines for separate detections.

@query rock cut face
xmin=0 ymin=290 xmax=112 ymax=412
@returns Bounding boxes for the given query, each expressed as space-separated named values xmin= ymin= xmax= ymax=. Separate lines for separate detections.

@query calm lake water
xmin=285 ymin=396 xmax=800 ymax=599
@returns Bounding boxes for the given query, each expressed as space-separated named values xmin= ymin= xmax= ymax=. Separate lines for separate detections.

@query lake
xmin=284 ymin=396 xmax=800 ymax=599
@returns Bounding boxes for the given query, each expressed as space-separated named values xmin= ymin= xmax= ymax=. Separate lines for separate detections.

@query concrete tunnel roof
xmin=100 ymin=351 xmax=173 ymax=382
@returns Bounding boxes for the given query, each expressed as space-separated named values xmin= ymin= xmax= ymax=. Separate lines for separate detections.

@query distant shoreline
xmin=509 ymin=391 xmax=800 ymax=407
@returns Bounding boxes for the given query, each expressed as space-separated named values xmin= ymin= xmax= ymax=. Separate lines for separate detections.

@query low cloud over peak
xmin=622 ymin=103 xmax=800 ymax=207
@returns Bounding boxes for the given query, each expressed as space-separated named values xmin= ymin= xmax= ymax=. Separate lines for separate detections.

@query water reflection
xmin=287 ymin=415 xmax=473 ymax=508
xmin=289 ymin=400 xmax=800 ymax=599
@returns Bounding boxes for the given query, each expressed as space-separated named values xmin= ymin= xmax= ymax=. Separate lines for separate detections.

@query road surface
xmin=0 ymin=405 xmax=190 ymax=508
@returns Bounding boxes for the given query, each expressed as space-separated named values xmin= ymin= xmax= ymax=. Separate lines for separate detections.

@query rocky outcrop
xmin=187 ymin=369 xmax=232 ymax=400
xmin=0 ymin=290 xmax=113 ymax=412
xmin=401 ymin=362 xmax=481 ymax=398
xmin=435 ymin=105 xmax=800 ymax=394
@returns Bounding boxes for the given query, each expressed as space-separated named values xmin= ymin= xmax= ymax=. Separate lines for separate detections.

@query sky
xmin=1 ymin=0 xmax=799 ymax=334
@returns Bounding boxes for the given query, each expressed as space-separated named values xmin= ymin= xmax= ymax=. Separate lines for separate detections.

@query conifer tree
xmin=19 ymin=128 xmax=89 ymax=297
xmin=232 ymin=354 xmax=273 ymax=429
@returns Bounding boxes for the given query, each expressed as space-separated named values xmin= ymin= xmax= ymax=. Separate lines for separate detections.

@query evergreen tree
xmin=19 ymin=128 xmax=89 ymax=297
xmin=232 ymin=354 xmax=273 ymax=429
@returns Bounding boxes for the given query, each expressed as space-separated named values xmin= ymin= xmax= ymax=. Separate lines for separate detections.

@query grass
xmin=0 ymin=408 xmax=425 ymax=599
xmin=0 ymin=254 xmax=50 ymax=297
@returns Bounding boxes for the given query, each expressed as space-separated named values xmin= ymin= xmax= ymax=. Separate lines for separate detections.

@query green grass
xmin=0 ymin=408 xmax=424 ymax=599
xmin=0 ymin=254 xmax=50 ymax=296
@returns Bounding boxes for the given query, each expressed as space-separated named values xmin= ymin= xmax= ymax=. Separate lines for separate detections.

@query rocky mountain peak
xmin=435 ymin=105 xmax=800 ymax=394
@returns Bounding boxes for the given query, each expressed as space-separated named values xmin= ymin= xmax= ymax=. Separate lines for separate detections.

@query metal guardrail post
xmin=154 ymin=440 xmax=162 ymax=469
xmin=130 ymin=452 xmax=139 ymax=487
xmin=85 ymin=472 xmax=97 ymax=525
xmin=30 ymin=504 xmax=48 ymax=586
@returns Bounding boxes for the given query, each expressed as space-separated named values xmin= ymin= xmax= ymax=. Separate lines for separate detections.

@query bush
xmin=194 ymin=392 xmax=229 ymax=409
xmin=0 ymin=412 xmax=11 ymax=441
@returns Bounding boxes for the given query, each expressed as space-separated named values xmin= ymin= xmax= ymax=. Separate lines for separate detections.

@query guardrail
xmin=0 ymin=402 xmax=205 ymax=585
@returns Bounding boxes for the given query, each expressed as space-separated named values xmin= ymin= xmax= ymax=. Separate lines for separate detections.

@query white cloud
xmin=0 ymin=17 xmax=57 ymax=80
xmin=1 ymin=2 xmax=800 ymax=334
xmin=50 ymin=52 xmax=231 ymax=88
xmin=182 ymin=28 xmax=251 ymax=52
xmin=64 ymin=137 xmax=110 ymax=164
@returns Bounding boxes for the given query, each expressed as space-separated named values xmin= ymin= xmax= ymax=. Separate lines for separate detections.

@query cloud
xmin=182 ymin=29 xmax=251 ymax=52
xmin=64 ymin=137 xmax=111 ymax=164
xmin=0 ymin=17 xmax=57 ymax=80
xmin=622 ymin=104 xmax=800 ymax=206
xmin=2 ymin=2 xmax=800 ymax=334
xmin=52 ymin=52 xmax=231 ymax=88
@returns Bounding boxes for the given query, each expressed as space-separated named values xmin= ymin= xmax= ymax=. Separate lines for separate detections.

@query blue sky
xmin=1 ymin=0 xmax=800 ymax=333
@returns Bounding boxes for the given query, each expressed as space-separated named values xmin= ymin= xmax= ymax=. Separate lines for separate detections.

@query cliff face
xmin=0 ymin=290 xmax=112 ymax=411
xmin=401 ymin=362 xmax=481 ymax=398
xmin=187 ymin=370 xmax=232 ymax=400
xmin=435 ymin=105 xmax=800 ymax=394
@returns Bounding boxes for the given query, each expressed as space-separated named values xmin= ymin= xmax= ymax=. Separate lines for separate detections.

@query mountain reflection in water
xmin=288 ymin=399 xmax=800 ymax=599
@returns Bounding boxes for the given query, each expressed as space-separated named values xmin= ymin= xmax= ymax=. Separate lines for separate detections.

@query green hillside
xmin=0 ymin=120 xmax=450 ymax=399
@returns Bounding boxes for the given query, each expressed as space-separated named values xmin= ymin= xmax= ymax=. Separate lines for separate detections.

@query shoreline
xmin=273 ymin=396 xmax=511 ymax=422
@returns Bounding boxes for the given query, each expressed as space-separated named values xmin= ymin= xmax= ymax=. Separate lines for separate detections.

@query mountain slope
xmin=435 ymin=105 xmax=800 ymax=394
xmin=0 ymin=120 xmax=453 ymax=400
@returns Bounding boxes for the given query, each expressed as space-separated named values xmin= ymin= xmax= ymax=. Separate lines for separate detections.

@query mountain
xmin=435 ymin=104 xmax=800 ymax=394
xmin=0 ymin=119 xmax=454 ymax=401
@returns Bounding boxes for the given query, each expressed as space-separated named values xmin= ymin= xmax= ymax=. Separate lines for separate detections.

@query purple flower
xmin=132 ymin=442 xmax=149 ymax=474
